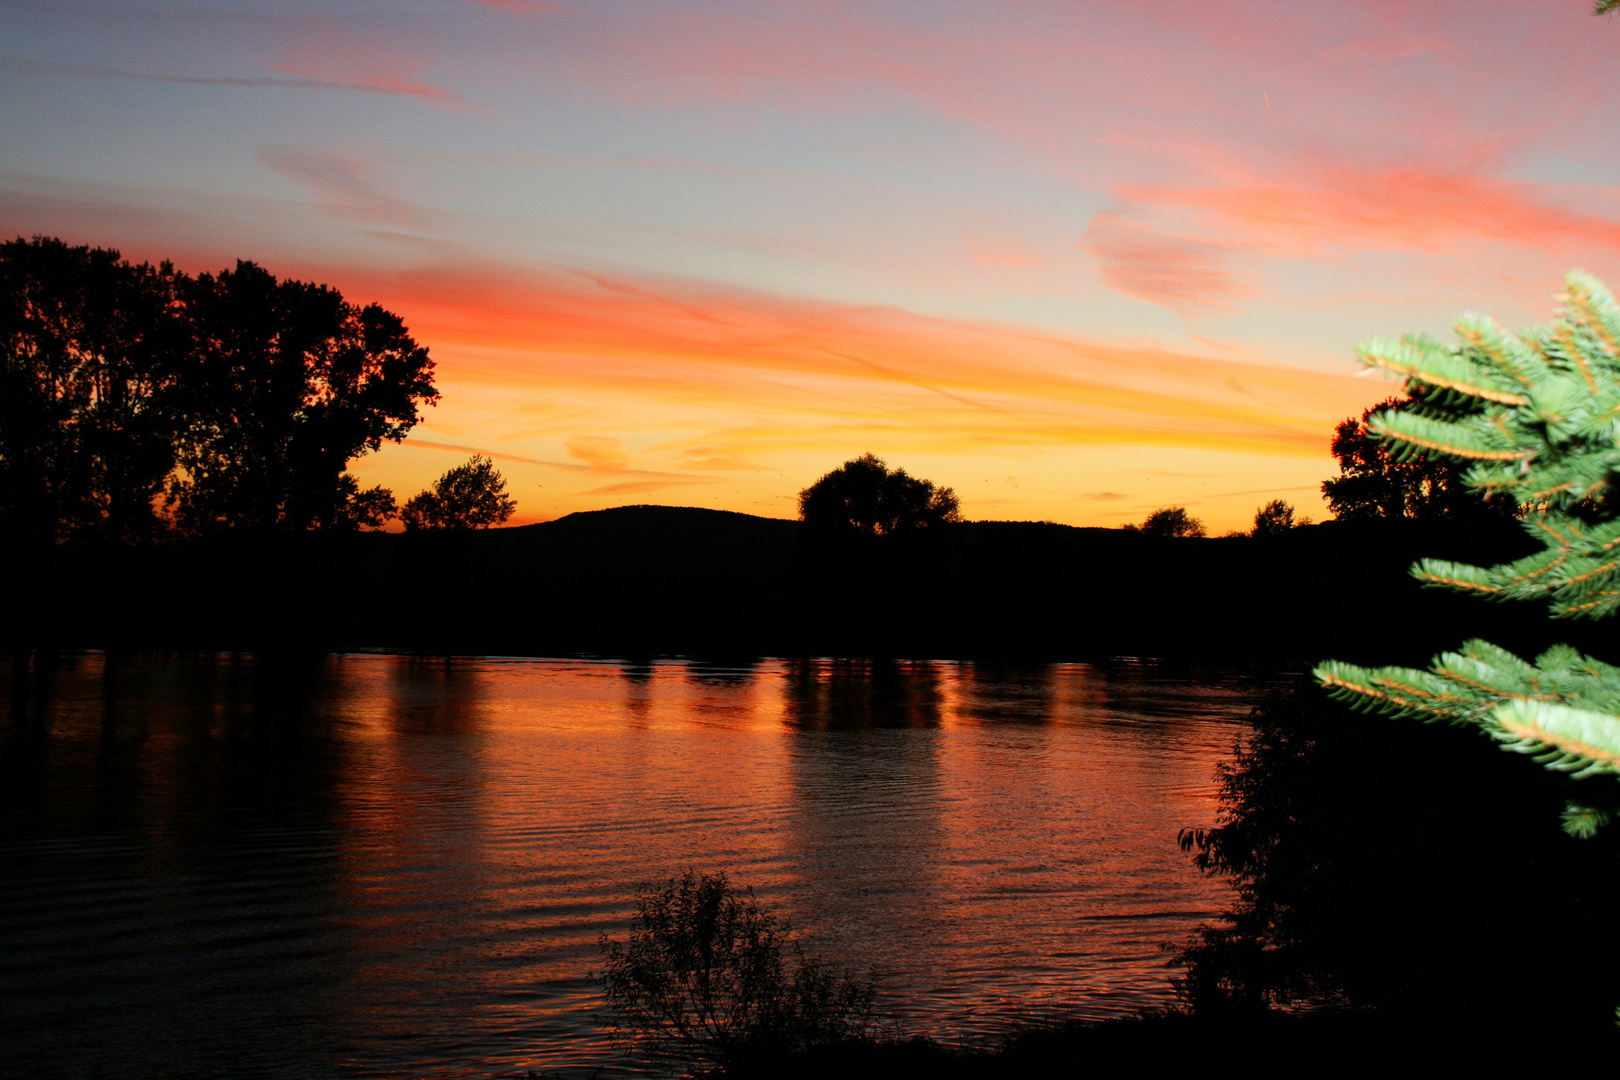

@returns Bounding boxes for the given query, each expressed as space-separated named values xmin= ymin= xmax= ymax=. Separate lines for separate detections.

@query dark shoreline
xmin=8 ymin=504 xmax=1614 ymax=667
xmin=691 ymin=1007 xmax=1620 ymax=1077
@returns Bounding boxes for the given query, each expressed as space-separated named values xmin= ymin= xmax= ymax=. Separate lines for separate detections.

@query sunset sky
xmin=4 ymin=1 xmax=1619 ymax=530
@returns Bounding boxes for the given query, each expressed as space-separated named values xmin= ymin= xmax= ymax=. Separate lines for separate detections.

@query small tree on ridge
xmin=1251 ymin=499 xmax=1300 ymax=538
xmin=798 ymin=453 xmax=960 ymax=537
xmin=1135 ymin=506 xmax=1205 ymax=538
xmin=402 ymin=454 xmax=515 ymax=531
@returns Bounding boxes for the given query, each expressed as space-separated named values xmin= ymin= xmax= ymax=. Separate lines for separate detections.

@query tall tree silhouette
xmin=0 ymin=237 xmax=186 ymax=545
xmin=798 ymin=453 xmax=960 ymax=537
xmin=169 ymin=261 xmax=437 ymax=533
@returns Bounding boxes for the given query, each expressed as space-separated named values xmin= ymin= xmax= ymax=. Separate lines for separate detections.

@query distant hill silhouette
xmin=7 ymin=504 xmax=1609 ymax=664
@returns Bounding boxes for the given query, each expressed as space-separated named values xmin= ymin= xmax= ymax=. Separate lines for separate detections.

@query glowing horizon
xmin=4 ymin=1 xmax=1618 ymax=530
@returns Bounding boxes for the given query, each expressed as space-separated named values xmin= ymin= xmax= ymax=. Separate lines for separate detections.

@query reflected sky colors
xmin=3 ymin=2 xmax=1618 ymax=528
xmin=2 ymin=653 xmax=1262 ymax=1077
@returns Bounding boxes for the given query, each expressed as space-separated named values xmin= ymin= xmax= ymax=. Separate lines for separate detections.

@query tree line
xmin=1116 ymin=390 xmax=1518 ymax=540
xmin=801 ymin=395 xmax=1509 ymax=542
xmin=0 ymin=236 xmax=513 ymax=546
xmin=4 ymin=235 xmax=1511 ymax=550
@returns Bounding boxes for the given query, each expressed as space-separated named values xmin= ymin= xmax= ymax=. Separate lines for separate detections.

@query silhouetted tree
xmin=1320 ymin=394 xmax=1515 ymax=522
xmin=1251 ymin=499 xmax=1299 ymax=538
xmin=798 ymin=453 xmax=960 ymax=537
xmin=1136 ymin=505 xmax=1205 ymax=538
xmin=0 ymin=237 xmax=187 ymax=545
xmin=168 ymin=260 xmax=436 ymax=533
xmin=401 ymin=454 xmax=515 ymax=531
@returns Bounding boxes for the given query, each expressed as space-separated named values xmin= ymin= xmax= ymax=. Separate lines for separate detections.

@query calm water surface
xmin=1 ymin=653 xmax=1266 ymax=1078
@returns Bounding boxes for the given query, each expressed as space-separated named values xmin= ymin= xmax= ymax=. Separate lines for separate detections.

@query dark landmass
xmin=9 ymin=505 xmax=1617 ymax=664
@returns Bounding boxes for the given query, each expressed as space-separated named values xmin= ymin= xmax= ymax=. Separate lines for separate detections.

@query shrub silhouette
xmin=599 ymin=870 xmax=877 ymax=1072
xmin=401 ymin=454 xmax=515 ymax=531
xmin=798 ymin=453 xmax=960 ymax=537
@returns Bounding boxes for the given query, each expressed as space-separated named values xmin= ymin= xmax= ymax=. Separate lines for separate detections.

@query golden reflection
xmin=783 ymin=659 xmax=947 ymax=728
xmin=1 ymin=653 xmax=1252 ymax=1077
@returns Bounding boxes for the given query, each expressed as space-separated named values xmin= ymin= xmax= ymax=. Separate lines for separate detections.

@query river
xmin=1 ymin=652 xmax=1268 ymax=1077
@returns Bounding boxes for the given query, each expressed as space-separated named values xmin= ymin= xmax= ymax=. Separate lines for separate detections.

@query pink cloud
xmin=1079 ymin=208 xmax=1248 ymax=314
xmin=269 ymin=20 xmax=477 ymax=113
xmin=1120 ymin=164 xmax=1620 ymax=256
xmin=1342 ymin=36 xmax=1452 ymax=60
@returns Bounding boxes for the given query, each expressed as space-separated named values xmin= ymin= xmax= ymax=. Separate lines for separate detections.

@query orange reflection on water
xmin=2 ymin=653 xmax=1259 ymax=1077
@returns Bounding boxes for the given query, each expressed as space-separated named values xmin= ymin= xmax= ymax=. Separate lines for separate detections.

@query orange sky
xmin=331 ymin=261 xmax=1377 ymax=526
xmin=4 ymin=1 xmax=1618 ymax=530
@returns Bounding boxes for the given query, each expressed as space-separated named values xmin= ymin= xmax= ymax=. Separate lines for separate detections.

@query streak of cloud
xmin=0 ymin=56 xmax=465 ymax=107
xmin=258 ymin=147 xmax=429 ymax=229
xmin=322 ymin=258 xmax=1377 ymax=461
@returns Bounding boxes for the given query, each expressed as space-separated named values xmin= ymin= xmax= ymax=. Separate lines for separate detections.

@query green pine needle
xmin=1318 ymin=272 xmax=1620 ymax=831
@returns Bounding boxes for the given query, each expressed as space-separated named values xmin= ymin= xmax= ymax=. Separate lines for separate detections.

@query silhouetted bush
xmin=599 ymin=870 xmax=877 ymax=1073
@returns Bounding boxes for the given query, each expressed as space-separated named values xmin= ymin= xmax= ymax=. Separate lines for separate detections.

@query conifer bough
xmin=1314 ymin=272 xmax=1620 ymax=837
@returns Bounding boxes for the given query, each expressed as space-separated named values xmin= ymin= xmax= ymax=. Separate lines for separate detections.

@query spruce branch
xmin=1316 ymin=272 xmax=1620 ymax=829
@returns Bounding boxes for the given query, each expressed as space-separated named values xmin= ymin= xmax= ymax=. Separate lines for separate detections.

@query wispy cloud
xmin=565 ymin=435 xmax=630 ymax=471
xmin=406 ymin=438 xmax=690 ymax=482
xmin=324 ymin=258 xmax=1376 ymax=461
xmin=467 ymin=0 xmax=556 ymax=12
xmin=258 ymin=147 xmax=429 ymax=230
xmin=0 ymin=56 xmax=465 ymax=107
xmin=1342 ymin=36 xmax=1452 ymax=60
xmin=581 ymin=478 xmax=708 ymax=497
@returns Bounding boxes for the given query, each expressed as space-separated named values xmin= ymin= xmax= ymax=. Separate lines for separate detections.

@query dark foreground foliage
xmin=599 ymin=871 xmax=876 ymax=1073
xmin=1172 ymin=683 xmax=1620 ymax=1027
